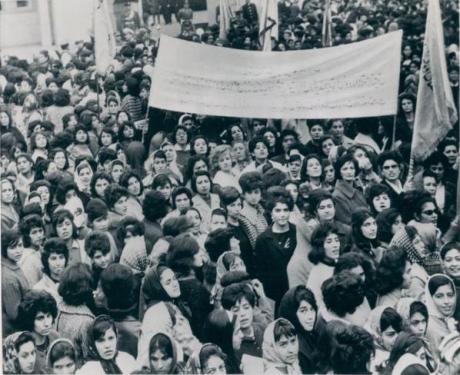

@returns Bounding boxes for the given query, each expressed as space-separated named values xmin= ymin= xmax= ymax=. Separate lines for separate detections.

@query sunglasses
xmin=383 ymin=164 xmax=399 ymax=170
xmin=422 ymin=210 xmax=436 ymax=216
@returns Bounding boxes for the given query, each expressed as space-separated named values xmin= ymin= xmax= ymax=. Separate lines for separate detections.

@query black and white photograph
xmin=0 ymin=0 xmax=459 ymax=373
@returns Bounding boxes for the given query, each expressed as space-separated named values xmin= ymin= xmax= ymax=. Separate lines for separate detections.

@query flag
xmin=219 ymin=0 xmax=233 ymax=41
xmin=257 ymin=0 xmax=278 ymax=51
xmin=322 ymin=0 xmax=332 ymax=47
xmin=411 ymin=0 xmax=458 ymax=162
xmin=94 ymin=0 xmax=116 ymax=75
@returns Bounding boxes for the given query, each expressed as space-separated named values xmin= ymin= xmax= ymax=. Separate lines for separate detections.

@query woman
xmin=306 ymin=223 xmax=341 ymax=312
xmin=2 ymin=229 xmax=30 ymax=337
xmin=55 ymin=263 xmax=95 ymax=360
xmin=119 ymin=170 xmax=145 ymax=221
xmin=76 ymin=315 xmax=136 ymax=374
xmin=185 ymin=343 xmax=228 ymax=374
xmin=300 ymin=154 xmax=324 ymax=191
xmin=1 ymin=178 xmax=20 ymax=231
xmin=349 ymin=209 xmax=386 ymax=264
xmin=184 ymin=155 xmax=209 ymax=188
xmin=332 ymin=153 xmax=368 ymax=225
xmin=3 ymin=331 xmax=39 ymax=374
xmin=425 ymin=274 xmax=459 ymax=350
xmin=211 ymin=145 xmax=241 ymax=193
xmin=375 ymin=247 xmax=412 ymax=309
xmin=138 ymin=264 xmax=199 ymax=368
xmin=172 ymin=125 xmax=191 ymax=168
xmin=278 ymin=286 xmax=323 ymax=374
xmin=232 ymin=141 xmax=250 ymax=172
xmin=366 ymin=184 xmax=392 ymax=215
xmin=376 ymin=208 xmax=404 ymax=247
xmin=46 ymin=338 xmax=77 ymax=374
xmin=134 ymin=332 xmax=184 ymax=374
xmin=396 ymin=93 xmax=416 ymax=145
xmin=190 ymin=135 xmax=209 ymax=157
xmin=90 ymin=172 xmax=113 ymax=200
xmin=191 ymin=171 xmax=221 ymax=233
xmin=262 ymin=127 xmax=279 ymax=157
xmin=0 ymin=109 xmax=27 ymax=146
xmin=226 ymin=123 xmax=246 ymax=145
xmin=212 ymin=251 xmax=247 ymax=306
xmin=364 ymin=307 xmax=404 ymax=373
xmin=73 ymin=160 xmax=93 ymax=197
xmin=262 ymin=318 xmax=301 ymax=375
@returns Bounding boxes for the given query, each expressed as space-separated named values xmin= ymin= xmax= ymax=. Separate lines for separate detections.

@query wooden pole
xmin=391 ymin=114 xmax=397 ymax=150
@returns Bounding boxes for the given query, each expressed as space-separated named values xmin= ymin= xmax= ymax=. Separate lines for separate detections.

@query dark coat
xmin=242 ymin=2 xmax=258 ymax=23
xmin=332 ymin=180 xmax=368 ymax=225
xmin=255 ymin=223 xmax=297 ymax=305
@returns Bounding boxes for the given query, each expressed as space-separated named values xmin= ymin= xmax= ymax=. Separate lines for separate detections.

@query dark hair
xmin=428 ymin=274 xmax=454 ymax=296
xmin=85 ymin=231 xmax=111 ymax=258
xmin=375 ymin=247 xmax=407 ymax=295
xmin=97 ymin=147 xmax=117 ymax=166
xmin=52 ymin=209 xmax=78 ymax=239
xmin=199 ymin=344 xmax=227 ymax=373
xmin=42 ymin=238 xmax=69 ymax=276
xmin=273 ymin=318 xmax=296 ymax=342
xmin=172 ymin=125 xmax=189 ymax=144
xmin=329 ymin=325 xmax=374 ymax=374
xmin=309 ymin=222 xmax=341 ymax=264
xmin=48 ymin=340 xmax=76 ymax=367
xmin=248 ymin=136 xmax=269 ymax=155
xmin=19 ymin=214 xmax=44 ymax=247
xmin=377 ymin=150 xmax=403 ymax=169
xmin=55 ymin=181 xmax=79 ymax=205
xmin=152 ymin=173 xmax=172 ymax=191
xmin=17 ymin=290 xmax=58 ymax=331
xmin=380 ymin=307 xmax=404 ymax=333
xmin=171 ymin=186 xmax=193 ymax=209
xmin=265 ymin=188 xmax=294 ymax=213
xmin=98 ymin=127 xmax=118 ymax=147
xmin=90 ymin=171 xmax=113 ymax=198
xmin=300 ymin=154 xmax=323 ymax=182
xmin=119 ymin=170 xmax=144 ymax=196
xmin=184 ymin=155 xmax=209 ymax=184
xmin=58 ymin=263 xmax=93 ymax=306
xmin=166 ymin=233 xmax=200 ymax=276
xmin=116 ymin=217 xmax=145 ymax=244
xmin=376 ymin=208 xmax=401 ymax=243
xmin=49 ymin=148 xmax=70 ymax=170
xmin=14 ymin=331 xmax=35 ymax=353
xmin=423 ymin=151 xmax=449 ymax=171
xmin=401 ymin=364 xmax=430 ymax=375
xmin=409 ymin=301 xmax=428 ymax=321
xmin=307 ymin=189 xmax=334 ymax=217
xmin=239 ymin=171 xmax=264 ymax=193
xmin=386 ymin=333 xmax=424 ymax=374
xmin=191 ymin=170 xmax=212 ymax=194
xmin=89 ymin=315 xmax=118 ymax=350
xmin=205 ymin=228 xmax=234 ymax=262
xmin=1 ymin=229 xmax=21 ymax=258
xmin=104 ymin=184 xmax=129 ymax=209
xmin=440 ymin=242 xmax=460 ymax=260
xmin=163 ymin=216 xmax=193 ymax=237
xmin=278 ymin=286 xmax=318 ymax=334
xmin=190 ymin=135 xmax=209 ymax=156
xmin=221 ymin=282 xmax=256 ymax=310
xmin=334 ymin=153 xmax=359 ymax=180
xmin=143 ymin=190 xmax=168 ymax=221
xmin=322 ymin=271 xmax=365 ymax=317
xmin=335 ymin=252 xmax=365 ymax=274
xmin=220 ymin=271 xmax=252 ymax=287
xmin=366 ymin=184 xmax=392 ymax=214
xmin=149 ymin=333 xmax=173 ymax=360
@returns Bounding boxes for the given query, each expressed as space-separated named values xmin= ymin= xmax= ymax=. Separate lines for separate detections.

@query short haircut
xmin=238 ymin=171 xmax=264 ymax=193
xmin=55 ymin=181 xmax=78 ymax=205
xmin=52 ymin=209 xmax=77 ymax=239
xmin=191 ymin=170 xmax=212 ymax=194
xmin=205 ymin=228 xmax=234 ymax=261
xmin=47 ymin=340 xmax=76 ymax=367
xmin=1 ymin=229 xmax=21 ymax=258
xmin=377 ymin=150 xmax=403 ymax=169
xmin=365 ymin=183 xmax=391 ymax=209
xmin=104 ymin=183 xmax=129 ymax=209
xmin=265 ymin=189 xmax=294 ymax=213
xmin=90 ymin=171 xmax=113 ymax=197
xmin=153 ymin=149 xmax=167 ymax=160
xmin=440 ymin=242 xmax=460 ymax=260
xmin=220 ymin=271 xmax=251 ymax=287
xmin=334 ymin=153 xmax=359 ymax=181
xmin=14 ymin=331 xmax=35 ymax=353
xmin=376 ymin=208 xmax=401 ymax=243
xmin=375 ymin=247 xmax=407 ymax=295
xmin=166 ymin=233 xmax=200 ymax=275
xmin=163 ymin=216 xmax=194 ymax=237
xmin=307 ymin=189 xmax=334 ymax=217
xmin=273 ymin=318 xmax=296 ymax=342
xmin=85 ymin=231 xmax=111 ymax=258
xmin=116 ymin=217 xmax=145 ymax=244
xmin=42 ymin=238 xmax=69 ymax=276
xmin=380 ymin=307 xmax=404 ymax=332
xmin=221 ymin=282 xmax=256 ymax=310
xmin=309 ymin=222 xmax=340 ymax=264
xmin=58 ymin=263 xmax=93 ymax=306
xmin=322 ymin=271 xmax=365 ymax=317
xmin=211 ymin=208 xmax=227 ymax=220
xmin=143 ymin=190 xmax=168 ymax=221
xmin=152 ymin=173 xmax=173 ymax=190
xmin=171 ymin=186 xmax=193 ymax=209
xmin=19 ymin=214 xmax=44 ymax=247
xmin=17 ymin=290 xmax=58 ymax=331
xmin=248 ymin=136 xmax=269 ymax=154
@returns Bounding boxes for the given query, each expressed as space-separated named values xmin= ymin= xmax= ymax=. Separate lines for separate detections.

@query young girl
xmin=68 ymin=125 xmax=93 ymax=161
xmin=109 ymin=159 xmax=126 ymax=184
xmin=90 ymin=171 xmax=113 ymax=200
xmin=74 ymin=161 xmax=94 ymax=196
xmin=119 ymin=170 xmax=145 ymax=220
xmin=50 ymin=148 xmax=73 ymax=177
xmin=30 ymin=131 xmax=49 ymax=162
xmin=300 ymin=154 xmax=324 ymax=191
xmin=76 ymin=315 xmax=137 ymax=374
xmin=46 ymin=338 xmax=77 ymax=374
xmin=190 ymin=135 xmax=209 ymax=157
xmin=98 ymin=127 xmax=117 ymax=150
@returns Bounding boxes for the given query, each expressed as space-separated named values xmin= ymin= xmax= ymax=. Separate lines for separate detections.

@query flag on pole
xmin=410 ymin=0 xmax=458 ymax=162
xmin=94 ymin=0 xmax=117 ymax=75
xmin=219 ymin=0 xmax=233 ymax=41
xmin=322 ymin=0 xmax=332 ymax=47
xmin=257 ymin=0 xmax=278 ymax=51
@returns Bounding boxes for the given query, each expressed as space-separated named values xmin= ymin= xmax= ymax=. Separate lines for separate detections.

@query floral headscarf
xmin=3 ymin=331 xmax=29 ymax=374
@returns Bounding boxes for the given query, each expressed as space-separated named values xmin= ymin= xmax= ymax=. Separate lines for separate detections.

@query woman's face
xmin=316 ymin=198 xmax=335 ymax=222
xmin=275 ymin=335 xmax=299 ymax=365
xmin=263 ymin=131 xmax=276 ymax=147
xmin=306 ymin=158 xmax=322 ymax=178
xmin=391 ymin=215 xmax=404 ymax=235
xmin=372 ymin=193 xmax=391 ymax=213
xmin=324 ymin=165 xmax=335 ymax=183
xmin=381 ymin=325 xmax=398 ymax=351
xmin=117 ymin=112 xmax=129 ymax=124
xmin=218 ymin=152 xmax=233 ymax=172
xmin=51 ymin=356 xmax=76 ymax=374
xmin=34 ymin=311 xmax=53 ymax=337
xmin=253 ymin=142 xmax=268 ymax=160
xmin=17 ymin=156 xmax=32 ymax=175
xmin=232 ymin=142 xmax=246 ymax=161
xmin=432 ymin=283 xmax=456 ymax=317
xmin=296 ymin=300 xmax=316 ymax=332
xmin=194 ymin=138 xmax=208 ymax=155
xmin=114 ymin=196 xmax=128 ymax=215
xmin=340 ymin=161 xmax=356 ymax=182
xmin=321 ymin=138 xmax=334 ymax=156
xmin=196 ymin=175 xmax=211 ymax=195
xmin=419 ymin=202 xmax=438 ymax=224
xmin=156 ymin=183 xmax=172 ymax=200
xmin=1 ymin=180 xmax=14 ymax=204
xmin=6 ymin=239 xmax=23 ymax=263
xmin=226 ymin=198 xmax=242 ymax=218
xmin=401 ymin=98 xmax=413 ymax=113
xmin=127 ymin=176 xmax=141 ymax=196
xmin=361 ymin=216 xmax=378 ymax=240
xmin=443 ymin=145 xmax=458 ymax=165
xmin=100 ymin=132 xmax=113 ymax=146
xmin=111 ymin=164 xmax=124 ymax=183
xmin=0 ymin=111 xmax=10 ymax=126
xmin=186 ymin=210 xmax=201 ymax=232
xmin=123 ymin=125 xmax=134 ymax=139
xmin=285 ymin=183 xmax=299 ymax=203
xmin=162 ymin=145 xmax=175 ymax=163
xmin=17 ymin=341 xmax=36 ymax=374
xmin=95 ymin=328 xmax=117 ymax=360
xmin=150 ymin=349 xmax=173 ymax=375
xmin=108 ymin=101 xmax=119 ymax=114
xmin=95 ymin=178 xmax=110 ymax=197
xmin=353 ymin=148 xmax=371 ymax=171
xmin=230 ymin=126 xmax=244 ymax=142
xmin=160 ymin=268 xmax=181 ymax=298
xmin=423 ymin=177 xmax=437 ymax=196
xmin=78 ymin=167 xmax=92 ymax=185
xmin=323 ymin=232 xmax=340 ymax=260
xmin=54 ymin=152 xmax=67 ymax=170
xmin=35 ymin=133 xmax=47 ymax=149
xmin=193 ymin=160 xmax=208 ymax=175
xmin=203 ymin=355 xmax=226 ymax=375
xmin=409 ymin=312 xmax=427 ymax=337
xmin=175 ymin=129 xmax=188 ymax=145
xmin=48 ymin=252 xmax=66 ymax=281
xmin=443 ymin=248 xmax=460 ymax=279
xmin=56 ymin=218 xmax=73 ymax=240
xmin=75 ymin=130 xmax=87 ymax=143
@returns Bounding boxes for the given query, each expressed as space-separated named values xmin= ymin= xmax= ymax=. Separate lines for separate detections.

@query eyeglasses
xmin=422 ymin=210 xmax=436 ymax=216
xmin=383 ymin=164 xmax=399 ymax=170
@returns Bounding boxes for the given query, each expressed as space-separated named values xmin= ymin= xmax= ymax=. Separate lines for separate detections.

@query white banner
xmin=150 ymin=31 xmax=402 ymax=119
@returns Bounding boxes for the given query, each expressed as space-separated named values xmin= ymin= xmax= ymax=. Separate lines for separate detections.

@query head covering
xmin=262 ymin=318 xmax=302 ymax=375
xmin=45 ymin=338 xmax=76 ymax=371
xmin=390 ymin=227 xmax=424 ymax=265
xmin=364 ymin=306 xmax=390 ymax=352
xmin=439 ymin=333 xmax=460 ymax=363
xmin=148 ymin=332 xmax=182 ymax=373
xmin=408 ymin=221 xmax=438 ymax=253
xmin=74 ymin=160 xmax=93 ymax=192
xmin=3 ymin=331 xmax=28 ymax=374
xmin=425 ymin=274 xmax=456 ymax=319
xmin=391 ymin=353 xmax=428 ymax=375
xmin=87 ymin=315 xmax=122 ymax=374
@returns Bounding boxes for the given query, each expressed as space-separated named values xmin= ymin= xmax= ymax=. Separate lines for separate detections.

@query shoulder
xmin=76 ymin=361 xmax=102 ymax=374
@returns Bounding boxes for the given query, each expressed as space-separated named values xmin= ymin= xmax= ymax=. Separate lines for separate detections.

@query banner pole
xmin=391 ymin=114 xmax=397 ymax=150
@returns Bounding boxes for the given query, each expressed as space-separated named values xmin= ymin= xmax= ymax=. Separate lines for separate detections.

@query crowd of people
xmin=0 ymin=0 xmax=460 ymax=373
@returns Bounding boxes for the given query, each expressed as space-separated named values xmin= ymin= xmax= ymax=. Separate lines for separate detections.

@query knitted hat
xmin=100 ymin=263 xmax=136 ymax=311
xmin=86 ymin=198 xmax=108 ymax=222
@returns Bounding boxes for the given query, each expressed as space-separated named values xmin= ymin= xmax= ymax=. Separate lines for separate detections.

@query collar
xmin=336 ymin=179 xmax=356 ymax=199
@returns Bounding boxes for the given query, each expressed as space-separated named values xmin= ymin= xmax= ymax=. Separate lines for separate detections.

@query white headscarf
xmin=392 ymin=353 xmax=428 ymax=375
xmin=424 ymin=274 xmax=456 ymax=319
